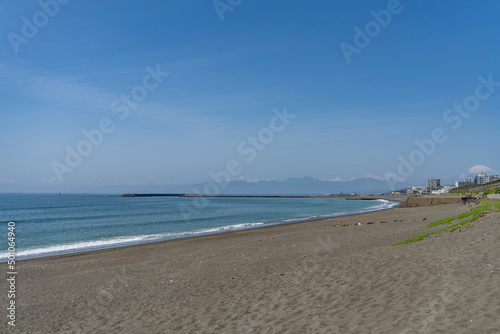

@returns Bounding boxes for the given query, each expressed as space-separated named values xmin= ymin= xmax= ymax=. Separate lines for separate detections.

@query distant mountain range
xmin=0 ymin=176 xmax=409 ymax=194
xmin=115 ymin=177 xmax=401 ymax=195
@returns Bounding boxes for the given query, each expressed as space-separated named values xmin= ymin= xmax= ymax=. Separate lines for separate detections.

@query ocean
xmin=0 ymin=193 xmax=398 ymax=261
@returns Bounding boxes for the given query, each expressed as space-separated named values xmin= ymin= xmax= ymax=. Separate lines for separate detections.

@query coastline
xmin=1 ymin=197 xmax=400 ymax=262
xmin=5 ymin=202 xmax=500 ymax=333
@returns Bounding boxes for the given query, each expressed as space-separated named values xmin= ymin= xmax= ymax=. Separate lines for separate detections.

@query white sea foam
xmin=0 ymin=222 xmax=267 ymax=261
xmin=0 ymin=199 xmax=398 ymax=261
xmin=280 ymin=199 xmax=398 ymax=223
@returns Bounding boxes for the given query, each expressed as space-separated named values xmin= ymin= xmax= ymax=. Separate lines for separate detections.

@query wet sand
xmin=3 ymin=202 xmax=500 ymax=333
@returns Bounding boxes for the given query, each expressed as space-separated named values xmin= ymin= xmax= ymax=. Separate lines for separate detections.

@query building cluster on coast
xmin=404 ymin=172 xmax=500 ymax=196
xmin=454 ymin=173 xmax=500 ymax=188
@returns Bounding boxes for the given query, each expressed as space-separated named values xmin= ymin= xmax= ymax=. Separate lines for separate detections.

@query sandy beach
xmin=3 ymin=201 xmax=500 ymax=333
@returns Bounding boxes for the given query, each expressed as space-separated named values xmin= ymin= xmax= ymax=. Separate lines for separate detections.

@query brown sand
xmin=2 ymin=203 xmax=500 ymax=333
xmin=399 ymin=196 xmax=463 ymax=208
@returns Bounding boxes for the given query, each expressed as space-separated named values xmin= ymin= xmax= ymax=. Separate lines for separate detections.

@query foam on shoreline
xmin=0 ymin=199 xmax=399 ymax=261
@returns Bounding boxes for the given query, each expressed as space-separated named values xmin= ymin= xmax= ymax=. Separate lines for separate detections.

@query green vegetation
xmin=441 ymin=215 xmax=478 ymax=232
xmin=393 ymin=200 xmax=500 ymax=246
xmin=456 ymin=204 xmax=491 ymax=219
xmin=421 ymin=203 xmax=492 ymax=228
xmin=393 ymin=216 xmax=480 ymax=246
xmin=393 ymin=233 xmax=432 ymax=246
xmin=424 ymin=216 xmax=457 ymax=228
xmin=478 ymin=190 xmax=497 ymax=194
xmin=455 ymin=189 xmax=499 ymax=195
xmin=449 ymin=179 xmax=500 ymax=193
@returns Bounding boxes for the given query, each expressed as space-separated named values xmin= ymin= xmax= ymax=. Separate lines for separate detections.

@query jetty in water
xmin=120 ymin=193 xmax=185 ymax=197
xmin=120 ymin=194 xmax=340 ymax=198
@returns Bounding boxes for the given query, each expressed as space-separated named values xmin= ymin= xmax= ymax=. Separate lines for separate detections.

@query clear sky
xmin=1 ymin=0 xmax=499 ymax=192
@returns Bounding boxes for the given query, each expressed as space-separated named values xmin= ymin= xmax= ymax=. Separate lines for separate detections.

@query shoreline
xmin=5 ymin=202 xmax=500 ymax=333
xmin=6 ymin=198 xmax=401 ymax=263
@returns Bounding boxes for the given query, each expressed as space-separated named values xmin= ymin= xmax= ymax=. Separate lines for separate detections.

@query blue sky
xmin=1 ymin=0 xmax=499 ymax=192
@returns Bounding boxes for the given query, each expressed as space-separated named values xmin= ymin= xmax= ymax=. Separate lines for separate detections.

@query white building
xmin=407 ymin=186 xmax=426 ymax=195
xmin=431 ymin=186 xmax=453 ymax=195
xmin=475 ymin=173 xmax=500 ymax=185
xmin=455 ymin=178 xmax=473 ymax=188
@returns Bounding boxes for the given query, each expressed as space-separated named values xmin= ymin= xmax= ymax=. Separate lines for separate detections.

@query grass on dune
xmin=423 ymin=200 xmax=500 ymax=228
xmin=393 ymin=215 xmax=481 ymax=246
xmin=393 ymin=200 xmax=500 ymax=246
xmin=424 ymin=216 xmax=457 ymax=228
xmin=393 ymin=233 xmax=433 ymax=245
xmin=455 ymin=204 xmax=491 ymax=219
xmin=441 ymin=215 xmax=479 ymax=232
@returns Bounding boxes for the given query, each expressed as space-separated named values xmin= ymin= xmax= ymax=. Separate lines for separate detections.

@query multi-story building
xmin=455 ymin=178 xmax=473 ymax=188
xmin=475 ymin=173 xmax=500 ymax=185
xmin=428 ymin=178 xmax=441 ymax=190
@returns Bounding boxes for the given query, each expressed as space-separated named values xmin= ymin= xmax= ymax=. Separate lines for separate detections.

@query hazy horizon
xmin=1 ymin=171 xmax=498 ymax=194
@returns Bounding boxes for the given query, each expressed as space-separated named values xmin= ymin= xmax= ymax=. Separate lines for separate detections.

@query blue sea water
xmin=0 ymin=194 xmax=398 ymax=261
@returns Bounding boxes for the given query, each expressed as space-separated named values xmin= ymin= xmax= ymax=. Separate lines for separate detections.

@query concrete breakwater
xmin=120 ymin=193 xmax=185 ymax=197
xmin=119 ymin=193 xmax=405 ymax=201
xmin=120 ymin=193 xmax=341 ymax=198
